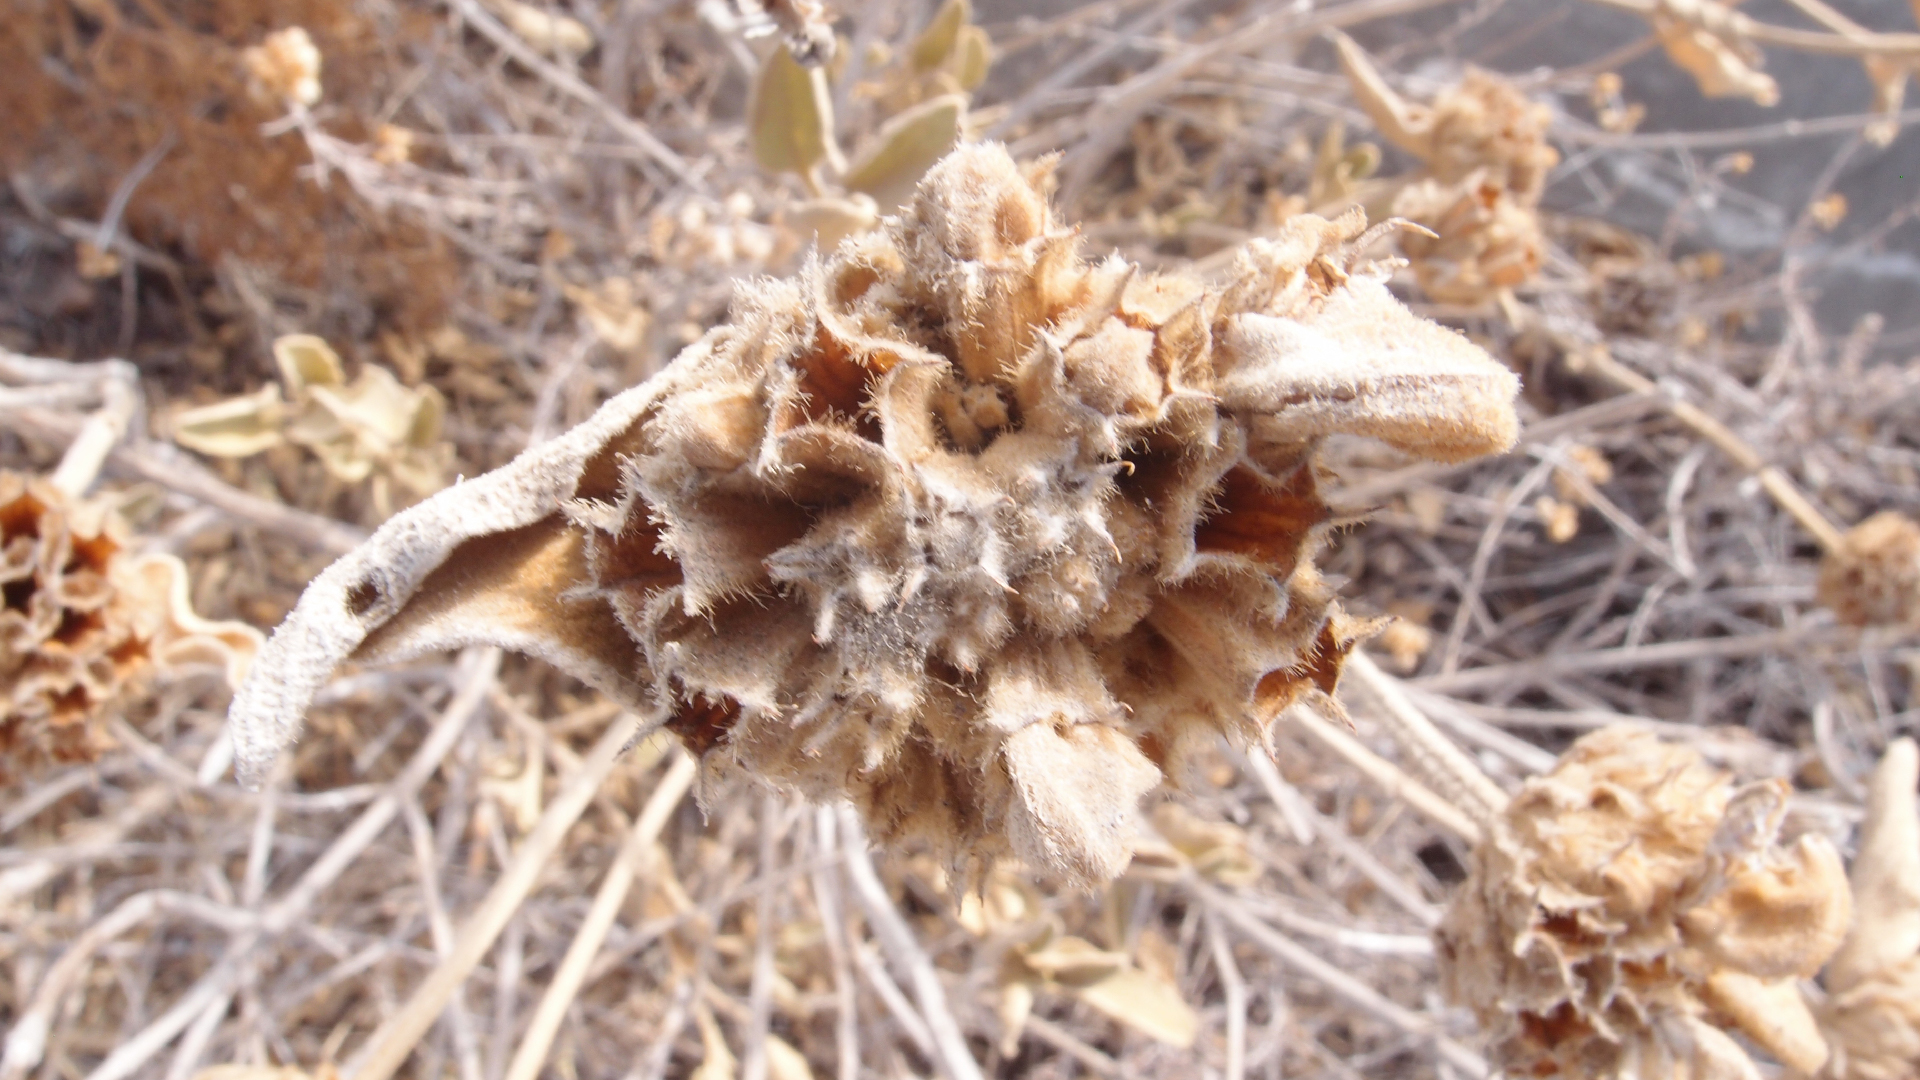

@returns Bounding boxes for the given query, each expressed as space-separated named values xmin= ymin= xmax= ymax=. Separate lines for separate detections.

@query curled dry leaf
xmin=227 ymin=143 xmax=1519 ymax=887
xmin=1649 ymin=0 xmax=1779 ymax=107
xmin=2 ymin=472 xmax=262 ymax=782
xmin=241 ymin=26 xmax=323 ymax=108
xmin=1819 ymin=738 xmax=1920 ymax=1080
xmin=172 ymin=334 xmax=453 ymax=517
xmin=1816 ymin=511 xmax=1920 ymax=629
xmin=1438 ymin=727 xmax=1851 ymax=1079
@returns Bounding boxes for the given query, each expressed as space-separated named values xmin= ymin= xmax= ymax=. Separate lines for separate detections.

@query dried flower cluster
xmin=1334 ymin=35 xmax=1559 ymax=307
xmin=242 ymin=26 xmax=323 ymax=108
xmin=2 ymin=473 xmax=262 ymax=782
xmin=1439 ymin=727 xmax=1853 ymax=1079
xmin=1820 ymin=738 xmax=1920 ymax=1080
xmin=1816 ymin=511 xmax=1920 ymax=629
xmin=1646 ymin=0 xmax=1779 ymax=108
xmin=172 ymin=334 xmax=452 ymax=521
xmin=229 ymin=143 xmax=1519 ymax=886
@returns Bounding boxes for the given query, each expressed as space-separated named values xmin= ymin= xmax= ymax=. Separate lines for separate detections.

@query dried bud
xmin=241 ymin=27 xmax=323 ymax=108
xmin=1 ymin=473 xmax=262 ymax=782
xmin=1334 ymin=35 xmax=1558 ymax=202
xmin=1650 ymin=0 xmax=1779 ymax=107
xmin=1438 ymin=728 xmax=1851 ymax=1078
xmin=228 ymin=143 xmax=1519 ymax=886
xmin=1392 ymin=173 xmax=1545 ymax=307
xmin=1816 ymin=511 xmax=1920 ymax=629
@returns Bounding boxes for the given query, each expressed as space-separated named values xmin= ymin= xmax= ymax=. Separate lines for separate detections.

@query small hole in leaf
xmin=345 ymin=579 xmax=381 ymax=617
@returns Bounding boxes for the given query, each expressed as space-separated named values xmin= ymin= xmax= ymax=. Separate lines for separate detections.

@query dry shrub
xmin=1439 ymin=727 xmax=1852 ymax=1079
xmin=0 ymin=471 xmax=261 ymax=781
xmin=0 ymin=0 xmax=454 ymax=334
xmin=227 ymin=143 xmax=1522 ymax=888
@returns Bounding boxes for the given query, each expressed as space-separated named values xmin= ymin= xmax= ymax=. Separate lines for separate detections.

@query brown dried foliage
xmin=231 ymin=143 xmax=1521 ymax=888
xmin=1 ymin=471 xmax=260 ymax=782
xmin=1439 ymin=727 xmax=1852 ymax=1079
xmin=0 ymin=1 xmax=454 ymax=332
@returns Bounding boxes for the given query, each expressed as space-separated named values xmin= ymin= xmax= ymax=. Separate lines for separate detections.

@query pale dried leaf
xmin=170 ymin=385 xmax=288 ymax=458
xmin=1829 ymin=738 xmax=1920 ymax=992
xmin=1071 ymin=967 xmax=1200 ymax=1049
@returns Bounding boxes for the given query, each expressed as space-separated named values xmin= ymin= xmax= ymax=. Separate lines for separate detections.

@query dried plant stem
xmin=808 ymin=808 xmax=861 ymax=1080
xmin=443 ymin=0 xmax=700 ymax=189
xmin=501 ymin=751 xmax=696 ymax=1080
xmin=0 ymin=784 xmax=173 ymax=907
xmin=1205 ymin=911 xmax=1248 ymax=1080
xmin=1189 ymin=879 xmax=1488 ymax=1077
xmin=48 ymin=363 xmax=137 ymax=498
xmin=2 ymin=405 xmax=367 ymax=554
xmin=1569 ymin=344 xmax=1849 ymax=555
xmin=2 ymin=891 xmax=255 ymax=1080
xmin=1344 ymin=652 xmax=1509 ymax=825
xmin=1242 ymin=748 xmax=1442 ymax=922
xmin=837 ymin=806 xmax=985 ymax=1080
xmin=1578 ymin=0 xmax=1920 ymax=58
xmin=1285 ymin=704 xmax=1485 ymax=844
xmin=349 ymin=709 xmax=646 ymax=1080
xmin=73 ymin=649 xmax=499 ymax=1080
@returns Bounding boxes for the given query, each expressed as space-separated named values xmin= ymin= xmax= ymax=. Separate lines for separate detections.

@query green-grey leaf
xmin=843 ymin=95 xmax=965 ymax=209
xmin=749 ymin=43 xmax=836 ymax=176
xmin=954 ymin=24 xmax=991 ymax=91
xmin=910 ymin=0 xmax=969 ymax=74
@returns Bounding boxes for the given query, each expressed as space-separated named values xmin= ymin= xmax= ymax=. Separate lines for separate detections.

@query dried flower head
xmin=228 ymin=143 xmax=1519 ymax=886
xmin=1334 ymin=35 xmax=1558 ymax=203
xmin=1334 ymin=35 xmax=1557 ymax=306
xmin=1816 ymin=511 xmax=1920 ymax=629
xmin=2 ymin=472 xmax=262 ymax=782
xmin=1438 ymin=727 xmax=1852 ymax=1078
xmin=1649 ymin=0 xmax=1780 ymax=107
xmin=1391 ymin=173 xmax=1545 ymax=307
xmin=172 ymin=335 xmax=453 ymax=521
xmin=1819 ymin=739 xmax=1920 ymax=1080
xmin=241 ymin=27 xmax=323 ymax=108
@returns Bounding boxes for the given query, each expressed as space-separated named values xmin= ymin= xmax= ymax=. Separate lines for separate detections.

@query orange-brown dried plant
xmin=0 ymin=2 xmax=454 ymax=333
xmin=229 ymin=143 xmax=1520 ymax=887
xmin=1335 ymin=34 xmax=1559 ymax=306
xmin=1 ymin=472 xmax=261 ymax=782
xmin=1438 ymin=727 xmax=1853 ymax=1079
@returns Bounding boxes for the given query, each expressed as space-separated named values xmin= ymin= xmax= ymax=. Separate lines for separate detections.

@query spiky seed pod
xmin=1 ymin=472 xmax=262 ymax=781
xmin=1438 ymin=727 xmax=1852 ymax=1079
xmin=1817 ymin=511 xmax=1920 ymax=629
xmin=228 ymin=143 xmax=1520 ymax=887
